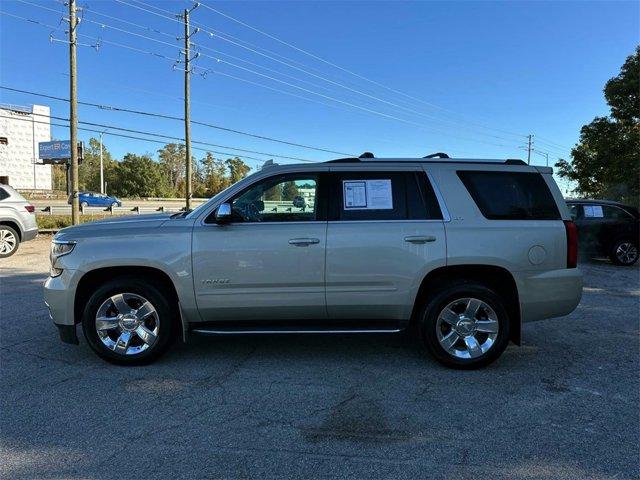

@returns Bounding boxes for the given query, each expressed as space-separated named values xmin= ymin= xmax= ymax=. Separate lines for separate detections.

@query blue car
xmin=68 ymin=191 xmax=122 ymax=208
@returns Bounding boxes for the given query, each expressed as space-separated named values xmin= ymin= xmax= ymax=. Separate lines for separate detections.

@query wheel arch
xmin=410 ymin=264 xmax=521 ymax=345
xmin=73 ymin=266 xmax=180 ymax=327
xmin=0 ymin=219 xmax=22 ymax=240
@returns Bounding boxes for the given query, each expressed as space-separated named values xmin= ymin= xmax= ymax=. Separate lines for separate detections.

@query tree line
xmin=53 ymin=142 xmax=253 ymax=198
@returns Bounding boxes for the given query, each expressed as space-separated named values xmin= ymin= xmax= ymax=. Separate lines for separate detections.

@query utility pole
xmin=178 ymin=3 xmax=200 ymax=211
xmin=69 ymin=0 xmax=79 ymax=224
xmin=526 ymin=134 xmax=533 ymax=165
xmin=99 ymin=130 xmax=107 ymax=194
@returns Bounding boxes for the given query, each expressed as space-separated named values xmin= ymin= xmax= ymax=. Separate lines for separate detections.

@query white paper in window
xmin=343 ymin=181 xmax=367 ymax=208
xmin=343 ymin=179 xmax=393 ymax=210
xmin=584 ymin=205 xmax=603 ymax=218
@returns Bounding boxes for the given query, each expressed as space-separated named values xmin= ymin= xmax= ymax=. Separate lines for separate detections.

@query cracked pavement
xmin=1 ymin=236 xmax=639 ymax=479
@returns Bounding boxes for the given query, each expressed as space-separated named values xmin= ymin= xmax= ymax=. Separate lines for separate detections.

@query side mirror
xmin=215 ymin=203 xmax=232 ymax=223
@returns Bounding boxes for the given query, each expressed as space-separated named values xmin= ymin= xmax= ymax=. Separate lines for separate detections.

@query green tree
xmin=200 ymin=153 xmax=230 ymax=196
xmin=109 ymin=153 xmax=168 ymax=198
xmin=225 ymin=157 xmax=251 ymax=184
xmin=281 ymin=181 xmax=299 ymax=201
xmin=78 ymin=137 xmax=116 ymax=192
xmin=556 ymin=47 xmax=640 ymax=207
xmin=158 ymin=143 xmax=185 ymax=194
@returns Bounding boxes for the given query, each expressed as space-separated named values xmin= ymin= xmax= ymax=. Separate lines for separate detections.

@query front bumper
xmin=44 ymin=269 xmax=79 ymax=344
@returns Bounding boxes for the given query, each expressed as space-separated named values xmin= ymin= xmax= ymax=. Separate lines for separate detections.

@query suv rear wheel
xmin=0 ymin=225 xmax=19 ymax=258
xmin=81 ymin=277 xmax=176 ymax=365
xmin=609 ymin=239 xmax=638 ymax=266
xmin=418 ymin=282 xmax=510 ymax=369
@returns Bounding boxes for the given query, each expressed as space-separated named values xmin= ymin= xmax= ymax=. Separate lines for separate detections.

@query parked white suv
xmin=44 ymin=155 xmax=582 ymax=368
xmin=0 ymin=184 xmax=38 ymax=258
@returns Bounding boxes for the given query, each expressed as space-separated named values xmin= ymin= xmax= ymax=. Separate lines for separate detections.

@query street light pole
xmin=99 ymin=130 xmax=108 ymax=194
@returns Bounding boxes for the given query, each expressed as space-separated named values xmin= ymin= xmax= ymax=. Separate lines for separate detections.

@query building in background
xmin=0 ymin=104 xmax=52 ymax=189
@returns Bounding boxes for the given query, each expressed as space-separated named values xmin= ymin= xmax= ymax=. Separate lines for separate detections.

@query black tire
xmin=0 ymin=225 xmax=20 ymax=258
xmin=81 ymin=276 xmax=177 ymax=365
xmin=609 ymin=239 xmax=639 ymax=266
xmin=80 ymin=201 xmax=88 ymax=208
xmin=111 ymin=202 xmax=119 ymax=208
xmin=418 ymin=282 xmax=510 ymax=369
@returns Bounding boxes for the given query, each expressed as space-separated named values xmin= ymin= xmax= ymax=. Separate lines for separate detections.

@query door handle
xmin=289 ymin=238 xmax=320 ymax=246
xmin=404 ymin=235 xmax=436 ymax=244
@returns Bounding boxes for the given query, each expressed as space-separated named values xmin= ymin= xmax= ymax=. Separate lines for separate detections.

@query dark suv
xmin=566 ymin=199 xmax=639 ymax=266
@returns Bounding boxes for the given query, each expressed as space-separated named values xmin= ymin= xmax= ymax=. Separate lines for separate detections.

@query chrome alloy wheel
xmin=616 ymin=242 xmax=638 ymax=264
xmin=95 ymin=293 xmax=160 ymax=356
xmin=436 ymin=297 xmax=500 ymax=359
xmin=0 ymin=228 xmax=17 ymax=255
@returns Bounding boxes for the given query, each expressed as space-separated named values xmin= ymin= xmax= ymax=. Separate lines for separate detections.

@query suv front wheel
xmin=81 ymin=277 xmax=176 ymax=365
xmin=419 ymin=282 xmax=510 ymax=369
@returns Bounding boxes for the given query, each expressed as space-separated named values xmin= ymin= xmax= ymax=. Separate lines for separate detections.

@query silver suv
xmin=44 ymin=156 xmax=583 ymax=368
xmin=0 ymin=184 xmax=38 ymax=258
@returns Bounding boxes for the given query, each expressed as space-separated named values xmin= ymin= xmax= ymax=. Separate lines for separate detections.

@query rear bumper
xmin=517 ymin=268 xmax=583 ymax=323
xmin=22 ymin=227 xmax=38 ymax=241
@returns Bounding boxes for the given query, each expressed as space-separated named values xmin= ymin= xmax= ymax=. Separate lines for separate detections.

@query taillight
xmin=24 ymin=205 xmax=35 ymax=213
xmin=564 ymin=220 xmax=578 ymax=268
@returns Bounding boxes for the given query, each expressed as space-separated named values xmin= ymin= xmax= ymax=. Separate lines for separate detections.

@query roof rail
xmin=325 ymin=156 xmax=529 ymax=165
xmin=261 ymin=159 xmax=279 ymax=169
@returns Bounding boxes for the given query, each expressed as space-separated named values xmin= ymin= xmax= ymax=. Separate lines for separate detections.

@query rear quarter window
xmin=457 ymin=171 xmax=561 ymax=220
xmin=0 ymin=188 xmax=9 ymax=201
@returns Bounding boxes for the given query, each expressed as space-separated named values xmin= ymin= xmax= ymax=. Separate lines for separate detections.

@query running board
xmin=190 ymin=319 xmax=404 ymax=336
xmin=191 ymin=327 xmax=402 ymax=335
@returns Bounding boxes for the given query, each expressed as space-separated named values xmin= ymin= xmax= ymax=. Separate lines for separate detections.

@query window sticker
xmin=343 ymin=181 xmax=367 ymax=208
xmin=584 ymin=205 xmax=603 ymax=218
xmin=343 ymin=179 xmax=393 ymax=210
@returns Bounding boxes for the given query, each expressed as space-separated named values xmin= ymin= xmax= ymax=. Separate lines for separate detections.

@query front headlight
xmin=51 ymin=241 xmax=76 ymax=257
xmin=50 ymin=240 xmax=76 ymax=277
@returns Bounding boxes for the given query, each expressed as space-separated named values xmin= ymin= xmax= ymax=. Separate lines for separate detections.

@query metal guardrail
xmin=36 ymin=205 xmax=185 ymax=216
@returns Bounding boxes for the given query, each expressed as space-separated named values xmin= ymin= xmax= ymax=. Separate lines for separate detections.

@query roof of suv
xmin=566 ymin=199 xmax=627 ymax=205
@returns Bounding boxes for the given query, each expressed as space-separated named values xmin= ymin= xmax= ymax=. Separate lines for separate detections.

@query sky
xmin=0 ymin=0 xmax=638 ymax=185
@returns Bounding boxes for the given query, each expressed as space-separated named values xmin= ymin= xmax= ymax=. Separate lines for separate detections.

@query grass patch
xmin=37 ymin=215 xmax=111 ymax=230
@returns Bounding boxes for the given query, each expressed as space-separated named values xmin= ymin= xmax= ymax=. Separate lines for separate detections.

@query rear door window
xmin=602 ymin=205 xmax=633 ymax=220
xmin=457 ymin=171 xmax=561 ymax=220
xmin=329 ymin=171 xmax=442 ymax=221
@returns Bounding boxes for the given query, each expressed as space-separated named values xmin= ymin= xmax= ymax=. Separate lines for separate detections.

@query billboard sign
xmin=39 ymin=140 xmax=71 ymax=160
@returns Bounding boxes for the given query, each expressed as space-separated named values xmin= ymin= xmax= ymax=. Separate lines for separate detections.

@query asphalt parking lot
xmin=1 ymin=236 xmax=638 ymax=480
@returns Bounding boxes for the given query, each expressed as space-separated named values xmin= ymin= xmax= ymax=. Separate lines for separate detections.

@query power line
xmin=2 ymin=9 xmax=522 ymax=151
xmin=196 ymin=0 xmax=527 ymax=139
xmin=535 ymin=137 xmax=573 ymax=153
xmin=10 ymin=107 xmax=316 ymax=162
xmin=0 ymin=85 xmax=352 ymax=156
xmin=0 ymin=11 xmax=520 ymax=150
xmin=113 ymin=0 xmax=527 ymax=141
xmin=0 ymin=112 xmax=273 ymax=163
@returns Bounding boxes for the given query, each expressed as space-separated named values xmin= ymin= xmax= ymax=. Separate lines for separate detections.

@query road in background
xmin=1 ymin=236 xmax=639 ymax=479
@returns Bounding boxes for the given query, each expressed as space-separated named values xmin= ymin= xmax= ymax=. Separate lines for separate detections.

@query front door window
xmin=230 ymin=175 xmax=318 ymax=222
